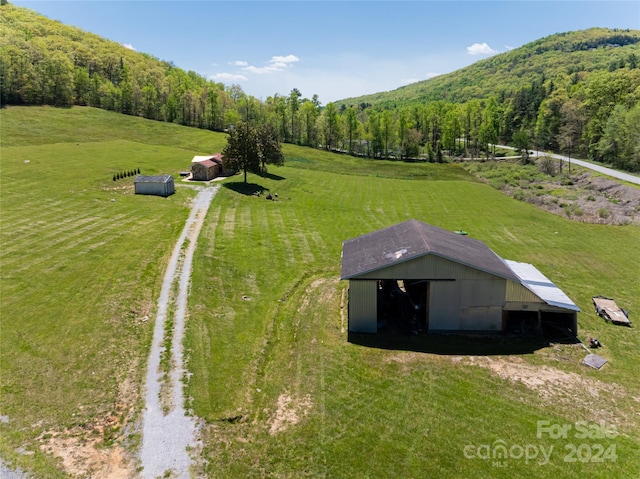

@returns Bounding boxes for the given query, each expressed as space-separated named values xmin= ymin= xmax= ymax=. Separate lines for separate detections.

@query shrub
xmin=538 ymin=156 xmax=556 ymax=176
xmin=563 ymin=204 xmax=583 ymax=217
xmin=560 ymin=176 xmax=574 ymax=186
xmin=562 ymin=203 xmax=584 ymax=216
xmin=598 ymin=208 xmax=610 ymax=219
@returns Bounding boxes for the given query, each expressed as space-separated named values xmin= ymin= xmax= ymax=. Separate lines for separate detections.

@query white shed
xmin=134 ymin=175 xmax=175 ymax=197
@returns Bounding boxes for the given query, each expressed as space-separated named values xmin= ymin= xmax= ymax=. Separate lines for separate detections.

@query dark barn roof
xmin=341 ymin=219 xmax=518 ymax=281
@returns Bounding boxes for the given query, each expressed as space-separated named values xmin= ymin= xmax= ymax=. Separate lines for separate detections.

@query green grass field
xmin=0 ymin=107 xmax=227 ymax=475
xmin=1 ymin=107 xmax=639 ymax=478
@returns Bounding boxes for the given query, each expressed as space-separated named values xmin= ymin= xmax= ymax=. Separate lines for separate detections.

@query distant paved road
xmin=495 ymin=145 xmax=640 ymax=186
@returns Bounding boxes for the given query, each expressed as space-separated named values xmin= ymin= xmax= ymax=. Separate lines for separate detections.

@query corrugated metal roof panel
xmin=504 ymin=260 xmax=580 ymax=312
xmin=134 ymin=175 xmax=173 ymax=184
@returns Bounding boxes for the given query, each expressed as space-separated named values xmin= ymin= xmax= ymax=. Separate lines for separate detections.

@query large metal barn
xmin=341 ymin=220 xmax=579 ymax=337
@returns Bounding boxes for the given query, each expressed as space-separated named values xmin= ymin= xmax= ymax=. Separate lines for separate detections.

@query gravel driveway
xmin=139 ymin=185 xmax=219 ymax=478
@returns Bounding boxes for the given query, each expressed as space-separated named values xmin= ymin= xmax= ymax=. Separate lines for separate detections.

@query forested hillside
xmin=334 ymin=28 xmax=640 ymax=171
xmin=1 ymin=3 xmax=639 ymax=171
xmin=337 ymin=28 xmax=640 ymax=108
xmin=0 ymin=3 xmax=238 ymax=130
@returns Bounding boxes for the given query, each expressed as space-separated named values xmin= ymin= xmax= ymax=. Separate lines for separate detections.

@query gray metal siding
xmin=355 ymin=254 xmax=499 ymax=281
xmin=428 ymin=277 xmax=505 ymax=331
xmin=349 ymin=257 xmax=508 ymax=332
xmin=429 ymin=281 xmax=460 ymax=330
xmin=505 ymin=280 xmax=543 ymax=303
xmin=459 ymin=279 xmax=506 ymax=307
xmin=458 ymin=306 xmax=503 ymax=331
xmin=134 ymin=178 xmax=174 ymax=197
xmin=348 ymin=280 xmax=377 ymax=333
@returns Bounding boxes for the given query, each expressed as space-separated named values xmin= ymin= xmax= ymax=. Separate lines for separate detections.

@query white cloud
xmin=240 ymin=54 xmax=300 ymax=75
xmin=467 ymin=43 xmax=497 ymax=55
xmin=270 ymin=55 xmax=299 ymax=65
xmin=425 ymin=72 xmax=440 ymax=79
xmin=504 ymin=45 xmax=515 ymax=51
xmin=209 ymin=72 xmax=248 ymax=82
xmin=243 ymin=65 xmax=280 ymax=74
xmin=209 ymin=55 xmax=299 ymax=89
xmin=122 ymin=43 xmax=136 ymax=51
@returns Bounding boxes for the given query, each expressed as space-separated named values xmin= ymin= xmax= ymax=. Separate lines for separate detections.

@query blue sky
xmin=14 ymin=1 xmax=640 ymax=103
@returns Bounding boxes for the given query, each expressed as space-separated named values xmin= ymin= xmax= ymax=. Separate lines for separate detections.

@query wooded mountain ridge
xmin=1 ymin=4 xmax=639 ymax=171
xmin=336 ymin=28 xmax=640 ymax=109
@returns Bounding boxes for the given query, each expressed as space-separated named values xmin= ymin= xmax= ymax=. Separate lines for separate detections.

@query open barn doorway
xmin=540 ymin=311 xmax=577 ymax=339
xmin=377 ymin=279 xmax=429 ymax=333
xmin=503 ymin=310 xmax=540 ymax=336
xmin=503 ymin=310 xmax=577 ymax=340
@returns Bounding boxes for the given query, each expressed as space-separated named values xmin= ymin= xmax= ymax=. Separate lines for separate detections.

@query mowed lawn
xmin=0 ymin=107 xmax=227 ymax=476
xmin=186 ymin=154 xmax=640 ymax=477
xmin=1 ymin=107 xmax=638 ymax=478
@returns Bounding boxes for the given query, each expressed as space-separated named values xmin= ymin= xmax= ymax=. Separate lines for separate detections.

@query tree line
xmin=1 ymin=4 xmax=639 ymax=171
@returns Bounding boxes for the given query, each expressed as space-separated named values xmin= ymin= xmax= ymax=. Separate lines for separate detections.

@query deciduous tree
xmin=288 ymin=88 xmax=301 ymax=143
xmin=345 ymin=107 xmax=358 ymax=154
xmin=222 ymin=122 xmax=285 ymax=182
xmin=321 ymin=102 xmax=338 ymax=150
xmin=381 ymin=110 xmax=395 ymax=158
xmin=257 ymin=123 xmax=285 ymax=174
xmin=513 ymin=129 xmax=532 ymax=164
xmin=300 ymin=99 xmax=319 ymax=146
xmin=221 ymin=122 xmax=260 ymax=183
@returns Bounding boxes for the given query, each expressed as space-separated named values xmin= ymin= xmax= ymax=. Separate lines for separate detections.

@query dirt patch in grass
xmin=42 ymin=434 xmax=132 ymax=479
xmin=268 ymin=393 xmax=313 ymax=435
xmin=37 ymin=372 xmax=140 ymax=478
xmin=39 ymin=410 xmax=135 ymax=478
xmin=462 ymin=355 xmax=639 ymax=432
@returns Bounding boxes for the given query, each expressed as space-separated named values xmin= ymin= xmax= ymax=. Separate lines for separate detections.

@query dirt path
xmin=139 ymin=185 xmax=218 ymax=478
